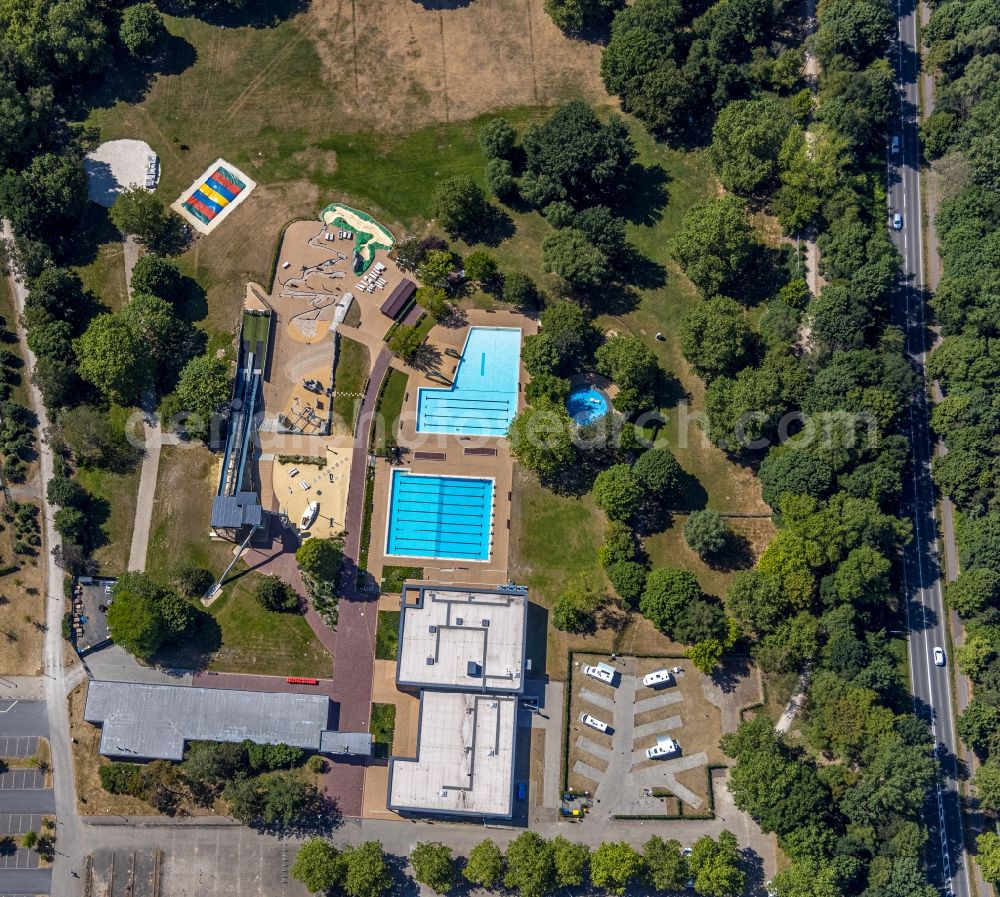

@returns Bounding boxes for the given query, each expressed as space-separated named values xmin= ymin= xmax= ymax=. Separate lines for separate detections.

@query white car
xmin=645 ymin=736 xmax=681 ymax=759
xmin=583 ymin=662 xmax=617 ymax=685
xmin=643 ymin=668 xmax=675 ymax=688
xmin=893 ymin=212 xmax=903 ymax=230
xmin=934 ymin=646 xmax=946 ymax=667
xmin=580 ymin=713 xmax=610 ymax=734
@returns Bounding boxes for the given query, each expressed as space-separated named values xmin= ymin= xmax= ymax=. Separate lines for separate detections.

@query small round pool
xmin=566 ymin=385 xmax=610 ymax=426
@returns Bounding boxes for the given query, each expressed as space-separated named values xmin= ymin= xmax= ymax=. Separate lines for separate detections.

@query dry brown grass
xmin=309 ymin=0 xmax=608 ymax=129
xmin=0 ymin=548 xmax=45 ymax=677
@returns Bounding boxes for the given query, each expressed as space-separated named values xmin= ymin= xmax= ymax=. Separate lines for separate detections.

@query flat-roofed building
xmin=84 ymin=680 xmax=371 ymax=761
xmin=396 ymin=585 xmax=528 ymax=694
xmin=388 ymin=691 xmax=517 ymax=818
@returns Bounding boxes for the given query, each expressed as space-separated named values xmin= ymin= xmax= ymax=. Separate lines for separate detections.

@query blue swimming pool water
xmin=385 ymin=470 xmax=494 ymax=561
xmin=416 ymin=327 xmax=522 ymax=436
xmin=566 ymin=385 xmax=610 ymax=426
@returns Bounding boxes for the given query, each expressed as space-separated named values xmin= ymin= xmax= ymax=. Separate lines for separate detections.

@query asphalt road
xmin=0 ymin=703 xmax=48 ymax=739
xmin=889 ymin=2 xmax=971 ymax=896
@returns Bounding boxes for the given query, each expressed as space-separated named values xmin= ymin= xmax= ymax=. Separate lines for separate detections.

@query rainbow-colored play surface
xmin=172 ymin=158 xmax=257 ymax=235
xmin=183 ymin=165 xmax=246 ymax=224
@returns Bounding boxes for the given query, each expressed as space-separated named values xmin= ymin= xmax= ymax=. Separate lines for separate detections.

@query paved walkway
xmin=126 ymin=393 xmax=161 ymax=572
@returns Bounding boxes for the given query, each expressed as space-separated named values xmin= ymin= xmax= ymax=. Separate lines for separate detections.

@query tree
xmin=710 ymin=97 xmax=795 ymax=196
xmin=291 ymin=839 xmax=344 ymax=894
xmin=106 ymin=591 xmax=164 ymax=660
xmin=689 ymin=831 xmax=745 ymax=897
xmin=960 ymin=513 xmax=1000 ymax=574
xmin=165 ymin=354 xmax=231 ymax=441
xmin=465 ymin=251 xmax=498 ymax=286
xmin=479 ymin=117 xmax=517 ymax=160
xmin=415 ymin=286 xmax=449 ymax=321
xmin=296 ymin=538 xmax=343 ymax=582
xmin=978 ymin=832 xmax=1000 ymax=883
xmin=815 ymin=0 xmax=894 ymax=70
xmin=508 ymin=398 xmax=576 ymax=480
xmin=502 ymin=272 xmax=538 ymax=309
xmin=46 ymin=475 xmax=88 ymax=509
xmin=119 ymin=292 xmax=192 ymax=383
xmin=606 ymin=561 xmax=647 ymax=604
xmin=958 ymin=698 xmax=1000 ymax=755
xmin=551 ymin=836 xmax=589 ymax=887
xmin=259 ymin=773 xmax=312 ymax=826
xmin=388 ymin=325 xmax=424 ymax=362
xmin=53 ymin=507 xmax=87 ymax=545
xmin=486 ymin=158 xmax=517 ymax=198
xmin=544 ymin=0 xmax=623 ymax=32
xmin=542 ymin=228 xmax=607 ymax=287
xmin=222 ymin=777 xmax=264 ymax=823
xmin=973 ymin=759 xmax=1000 ymax=813
xmin=464 ymin=839 xmax=503 ymax=888
xmin=726 ymin=570 xmax=790 ymax=637
xmin=671 ymin=197 xmax=758 ymax=297
xmin=75 ymin=313 xmax=152 ymax=406
xmin=525 ymin=371 xmax=570 ymax=405
xmin=680 ymin=297 xmax=756 ymax=382
xmin=57 ymin=404 xmax=139 ymax=471
xmin=595 ymin=335 xmax=659 ymax=415
xmin=592 ymin=464 xmax=641 ymax=521
xmin=683 ymin=510 xmax=730 ymax=558
xmin=521 ymin=101 xmax=635 ymax=206
xmin=553 ymin=574 xmax=602 ymax=633
xmin=410 ymin=842 xmax=455 ymax=894
xmin=119 ymin=3 xmax=167 ymax=56
xmin=759 ymin=445 xmax=836 ymax=509
xmin=644 ymin=836 xmax=687 ymax=891
xmin=504 ymin=832 xmax=555 ymax=897
xmin=416 ymin=250 xmax=454 ymax=289
xmin=431 ymin=175 xmax=490 ymax=239
xmin=632 ymin=447 xmax=681 ymax=498
xmin=130 ymin=255 xmax=182 ymax=299
xmin=109 ymin=186 xmax=175 ymax=249
xmin=947 ymin=568 xmax=1000 ymax=619
xmin=640 ymin=568 xmax=702 ymax=636
xmin=21 ymin=830 xmax=36 ymax=849
xmin=25 ymin=266 xmax=89 ymax=330
xmin=590 ymin=842 xmax=643 ymax=895
xmin=522 ymin=300 xmax=598 ymax=377
xmin=255 ymin=575 xmax=298 ymax=612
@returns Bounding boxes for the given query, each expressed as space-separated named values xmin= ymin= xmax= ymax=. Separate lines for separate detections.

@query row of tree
xmin=292 ymin=831 xmax=746 ymax=897
xmin=921 ymin=0 xmax=1000 ymax=881
xmin=650 ymin=0 xmax=945 ymax=893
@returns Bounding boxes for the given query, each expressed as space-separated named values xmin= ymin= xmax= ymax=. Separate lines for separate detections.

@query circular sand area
xmin=84 ymin=139 xmax=158 ymax=207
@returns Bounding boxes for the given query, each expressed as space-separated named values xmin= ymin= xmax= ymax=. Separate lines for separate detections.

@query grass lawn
xmin=68 ymin=205 xmax=129 ymax=314
xmin=374 ymin=369 xmax=408 ymax=453
xmin=332 ymin=336 xmax=371 ymax=435
xmin=146 ymin=443 xmax=331 ymax=676
xmin=375 ymin=610 xmax=400 ymax=661
xmin=74 ymin=406 xmax=142 ymax=575
xmin=370 ymin=702 xmax=396 ymax=759
xmin=380 ymin=566 xmax=422 ymax=594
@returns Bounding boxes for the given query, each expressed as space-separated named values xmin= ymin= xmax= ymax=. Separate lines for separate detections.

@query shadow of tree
xmin=160 ymin=0 xmax=310 ymax=28
xmin=704 ymin=531 xmax=754 ymax=572
xmin=613 ymin=162 xmax=671 ymax=226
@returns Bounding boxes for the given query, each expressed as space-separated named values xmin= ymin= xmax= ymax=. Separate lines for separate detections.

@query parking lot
xmin=0 ymin=738 xmax=37 ymax=759
xmin=0 ymin=701 xmax=52 ymax=896
xmin=566 ymin=655 xmax=757 ymax=818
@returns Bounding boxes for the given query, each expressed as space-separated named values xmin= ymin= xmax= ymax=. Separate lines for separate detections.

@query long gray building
xmin=84 ymin=680 xmax=370 ymax=761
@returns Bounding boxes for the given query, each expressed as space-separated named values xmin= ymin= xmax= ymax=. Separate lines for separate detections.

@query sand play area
xmin=320 ymin=204 xmax=395 ymax=272
xmin=271 ymin=449 xmax=353 ymax=538
xmin=84 ymin=139 xmax=159 ymax=207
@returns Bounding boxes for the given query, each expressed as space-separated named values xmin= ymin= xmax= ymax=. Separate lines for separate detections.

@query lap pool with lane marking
xmin=416 ymin=327 xmax=522 ymax=436
xmin=385 ymin=470 xmax=494 ymax=561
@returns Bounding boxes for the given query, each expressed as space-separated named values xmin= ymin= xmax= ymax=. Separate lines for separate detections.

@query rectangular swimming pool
xmin=416 ymin=327 xmax=522 ymax=437
xmin=385 ymin=470 xmax=494 ymax=561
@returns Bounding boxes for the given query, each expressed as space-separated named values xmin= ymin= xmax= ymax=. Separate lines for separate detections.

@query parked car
xmin=516 ymin=781 xmax=527 ymax=801
xmin=891 ymin=135 xmax=900 ymax=155
xmin=580 ymin=713 xmax=610 ymax=734
xmin=645 ymin=737 xmax=681 ymax=759
xmin=642 ymin=668 xmax=675 ymax=688
xmin=893 ymin=212 xmax=903 ymax=230
xmin=934 ymin=646 xmax=946 ymax=667
xmin=583 ymin=662 xmax=617 ymax=685
xmin=303 ymin=378 xmax=323 ymax=392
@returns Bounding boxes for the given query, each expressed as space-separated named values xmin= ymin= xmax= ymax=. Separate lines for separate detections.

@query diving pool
xmin=416 ymin=327 xmax=522 ymax=436
xmin=566 ymin=385 xmax=610 ymax=426
xmin=385 ymin=470 xmax=494 ymax=561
